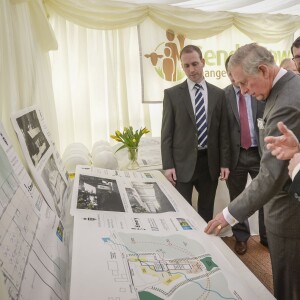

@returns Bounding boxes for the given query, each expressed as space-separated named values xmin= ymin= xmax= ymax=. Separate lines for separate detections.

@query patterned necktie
xmin=194 ymin=84 xmax=207 ymax=147
xmin=239 ymin=91 xmax=251 ymax=149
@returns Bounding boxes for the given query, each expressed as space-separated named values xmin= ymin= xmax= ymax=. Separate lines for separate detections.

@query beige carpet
xmin=222 ymin=235 xmax=274 ymax=295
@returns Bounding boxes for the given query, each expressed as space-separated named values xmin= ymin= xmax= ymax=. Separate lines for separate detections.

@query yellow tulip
xmin=142 ymin=128 xmax=150 ymax=134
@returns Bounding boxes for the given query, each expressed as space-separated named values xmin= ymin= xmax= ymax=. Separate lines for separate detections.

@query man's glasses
xmin=292 ymin=56 xmax=300 ymax=62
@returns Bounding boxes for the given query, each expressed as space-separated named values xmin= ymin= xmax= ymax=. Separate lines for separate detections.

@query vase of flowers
xmin=110 ymin=126 xmax=150 ymax=170
xmin=127 ymin=146 xmax=139 ymax=170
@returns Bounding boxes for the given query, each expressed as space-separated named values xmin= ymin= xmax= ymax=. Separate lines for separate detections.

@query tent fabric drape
xmin=49 ymin=16 xmax=151 ymax=153
xmin=44 ymin=0 xmax=149 ymax=30
xmin=10 ymin=0 xmax=58 ymax=51
xmin=1 ymin=0 xmax=59 ymax=158
xmin=44 ymin=0 xmax=300 ymax=42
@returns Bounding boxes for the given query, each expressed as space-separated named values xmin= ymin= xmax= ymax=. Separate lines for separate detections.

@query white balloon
xmin=92 ymin=140 xmax=110 ymax=149
xmin=63 ymin=143 xmax=90 ymax=160
xmin=92 ymin=145 xmax=113 ymax=158
xmin=92 ymin=151 xmax=118 ymax=170
xmin=63 ymin=154 xmax=91 ymax=173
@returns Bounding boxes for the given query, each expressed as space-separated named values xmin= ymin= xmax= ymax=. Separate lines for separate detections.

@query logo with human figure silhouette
xmin=144 ymin=29 xmax=186 ymax=82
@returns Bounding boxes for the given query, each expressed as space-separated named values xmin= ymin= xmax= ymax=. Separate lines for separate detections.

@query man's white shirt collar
xmin=273 ymin=68 xmax=287 ymax=87
xmin=187 ymin=78 xmax=206 ymax=93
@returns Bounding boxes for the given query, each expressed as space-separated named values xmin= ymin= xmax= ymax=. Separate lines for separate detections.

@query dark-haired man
xmin=291 ymin=36 xmax=300 ymax=73
xmin=161 ymin=45 xmax=230 ymax=222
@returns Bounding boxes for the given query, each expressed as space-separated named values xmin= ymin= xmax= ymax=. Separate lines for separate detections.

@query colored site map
xmin=103 ymin=232 xmax=239 ymax=300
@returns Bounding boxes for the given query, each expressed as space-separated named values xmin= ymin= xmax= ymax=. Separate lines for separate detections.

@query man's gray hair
xmin=228 ymin=43 xmax=275 ymax=75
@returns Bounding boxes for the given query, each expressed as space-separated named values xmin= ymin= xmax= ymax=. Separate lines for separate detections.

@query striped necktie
xmin=194 ymin=84 xmax=207 ymax=147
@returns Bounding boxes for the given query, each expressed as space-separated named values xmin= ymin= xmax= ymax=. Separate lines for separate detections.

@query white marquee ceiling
xmin=113 ymin=0 xmax=300 ymax=16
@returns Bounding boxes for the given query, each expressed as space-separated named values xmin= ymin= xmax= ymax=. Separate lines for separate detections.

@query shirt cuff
xmin=292 ymin=163 xmax=300 ymax=181
xmin=223 ymin=207 xmax=239 ymax=226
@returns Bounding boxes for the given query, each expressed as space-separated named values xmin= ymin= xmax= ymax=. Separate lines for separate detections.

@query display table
xmin=68 ymin=166 xmax=274 ymax=299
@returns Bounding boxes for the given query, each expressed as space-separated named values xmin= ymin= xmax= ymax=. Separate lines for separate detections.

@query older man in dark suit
xmin=161 ymin=44 xmax=230 ymax=223
xmin=205 ymin=43 xmax=300 ymax=300
xmin=224 ymin=55 xmax=267 ymax=255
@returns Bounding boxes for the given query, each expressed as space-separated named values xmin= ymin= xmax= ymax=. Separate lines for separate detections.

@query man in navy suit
xmin=224 ymin=55 xmax=267 ymax=255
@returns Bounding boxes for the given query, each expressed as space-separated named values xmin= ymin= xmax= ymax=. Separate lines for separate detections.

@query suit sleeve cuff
xmin=223 ymin=207 xmax=238 ymax=226
xmin=292 ymin=163 xmax=300 ymax=181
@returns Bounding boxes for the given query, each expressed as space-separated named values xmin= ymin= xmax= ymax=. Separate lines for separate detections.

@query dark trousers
xmin=267 ymin=230 xmax=300 ymax=300
xmin=226 ymin=147 xmax=267 ymax=243
xmin=175 ymin=150 xmax=218 ymax=223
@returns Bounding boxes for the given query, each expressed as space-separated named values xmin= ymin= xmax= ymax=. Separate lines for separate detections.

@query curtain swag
xmin=43 ymin=0 xmax=300 ymax=43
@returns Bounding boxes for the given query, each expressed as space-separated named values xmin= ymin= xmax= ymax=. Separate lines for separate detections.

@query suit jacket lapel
xmin=229 ymin=86 xmax=240 ymax=125
xmin=263 ymin=92 xmax=277 ymax=121
xmin=206 ymin=82 xmax=216 ymax=130
xmin=263 ymin=72 xmax=293 ymax=121
xmin=251 ymin=97 xmax=260 ymax=143
xmin=251 ymin=97 xmax=258 ymax=124
xmin=180 ymin=80 xmax=196 ymax=127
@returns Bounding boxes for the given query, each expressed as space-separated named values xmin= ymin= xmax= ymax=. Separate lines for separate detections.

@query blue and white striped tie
xmin=194 ymin=84 xmax=207 ymax=147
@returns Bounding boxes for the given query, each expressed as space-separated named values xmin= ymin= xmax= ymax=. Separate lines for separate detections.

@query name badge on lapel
xmin=257 ymin=118 xmax=265 ymax=130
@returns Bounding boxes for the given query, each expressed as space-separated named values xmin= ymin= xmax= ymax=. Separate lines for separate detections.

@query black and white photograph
xmin=41 ymin=154 xmax=67 ymax=216
xmin=77 ymin=174 xmax=125 ymax=212
xmin=125 ymin=181 xmax=175 ymax=213
xmin=16 ymin=110 xmax=50 ymax=166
